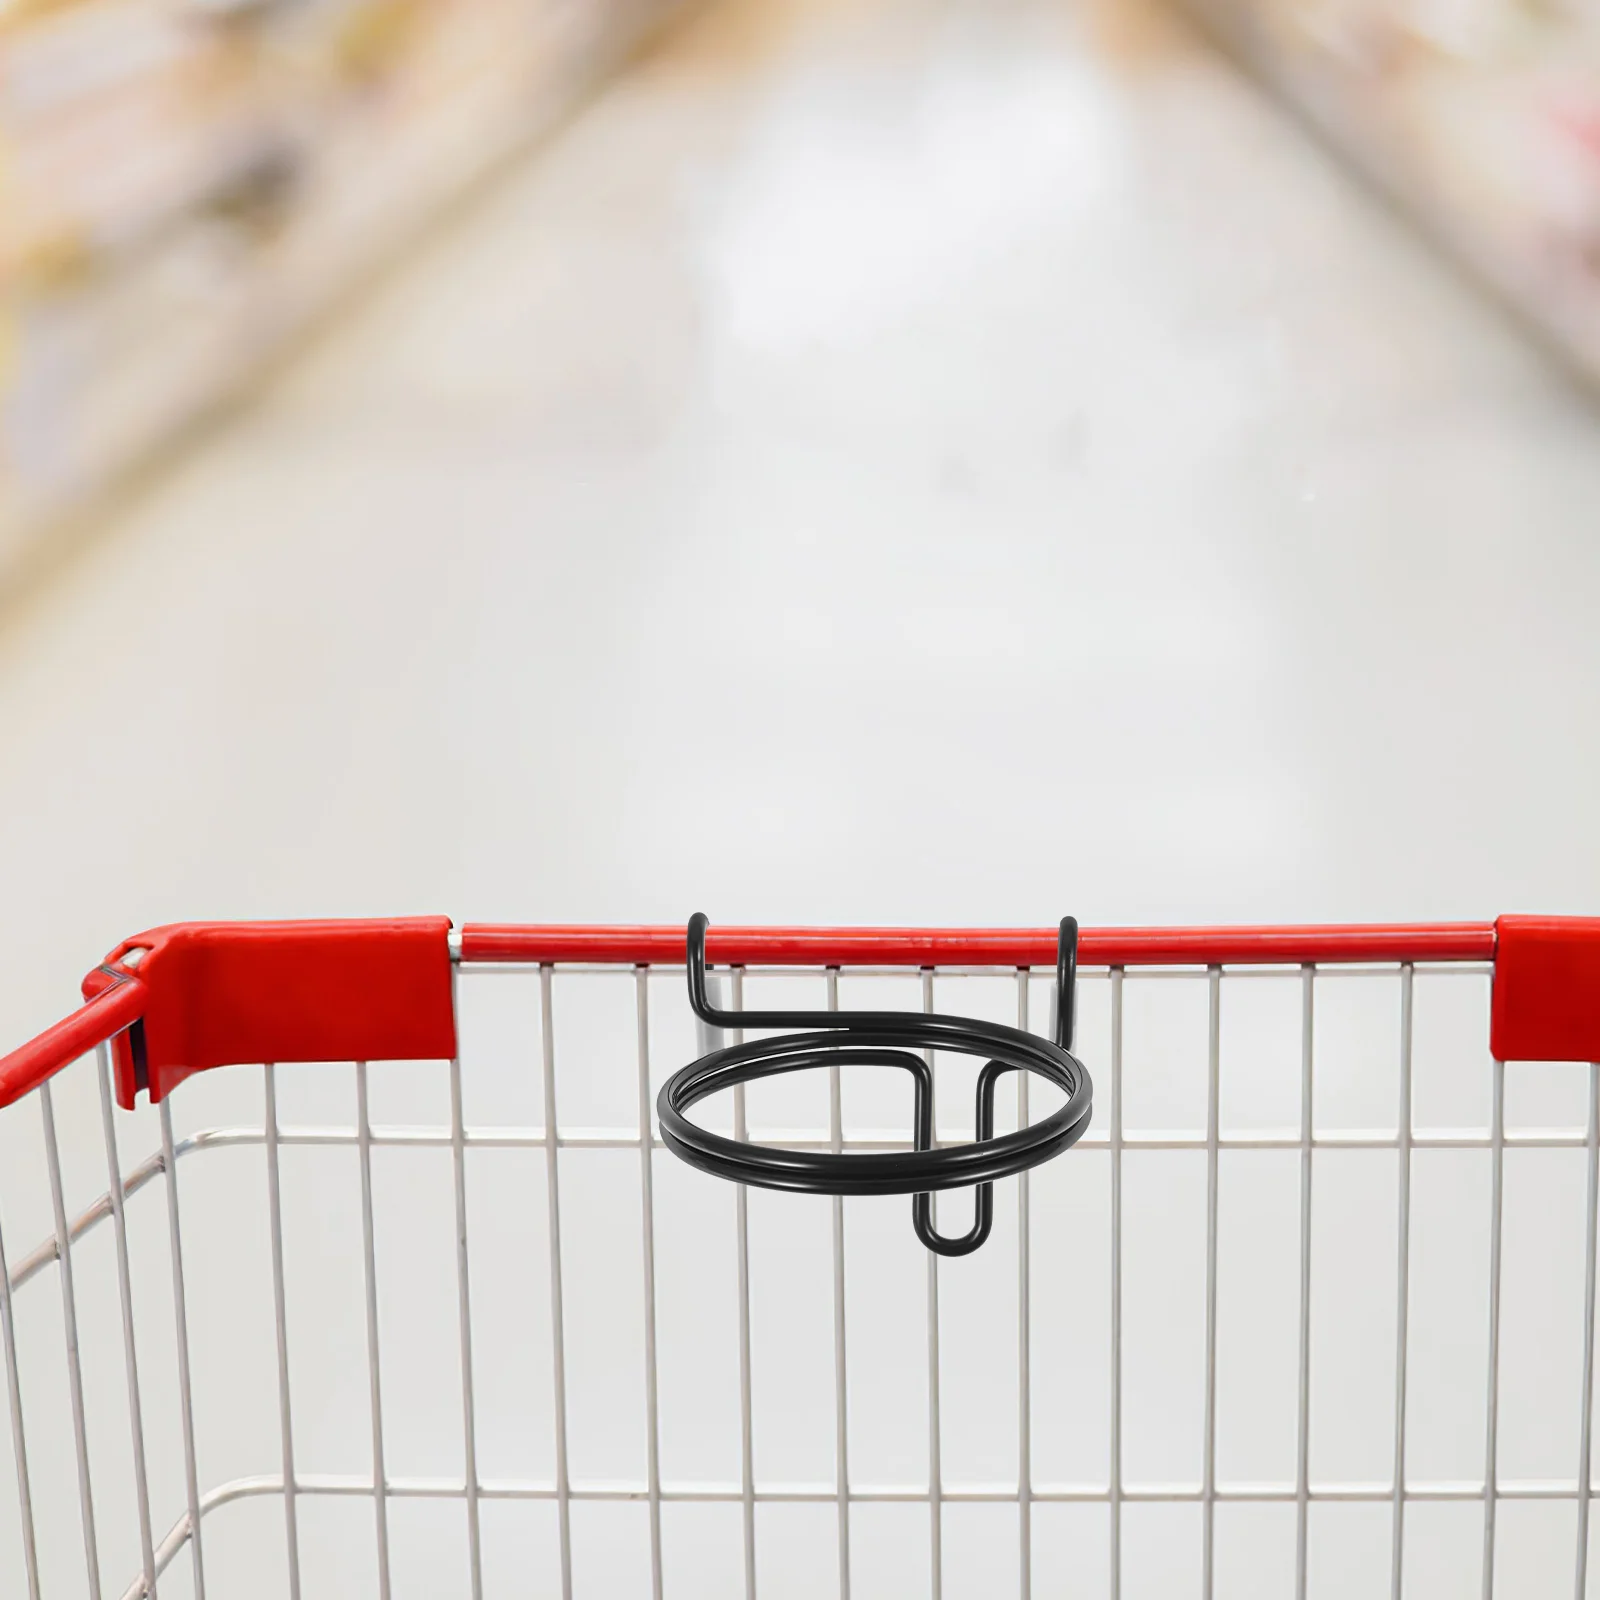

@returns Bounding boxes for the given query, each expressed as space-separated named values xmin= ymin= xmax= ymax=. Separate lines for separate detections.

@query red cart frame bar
xmin=458 ymin=921 xmax=1497 ymax=967
xmin=1 ymin=915 xmax=1597 ymax=1112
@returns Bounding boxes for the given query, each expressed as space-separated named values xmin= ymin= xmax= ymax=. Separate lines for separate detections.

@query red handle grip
xmin=1 ymin=914 xmax=1596 ymax=1115
xmin=4 ymin=918 xmax=457 ymax=1111
xmin=0 ymin=977 xmax=148 ymax=1108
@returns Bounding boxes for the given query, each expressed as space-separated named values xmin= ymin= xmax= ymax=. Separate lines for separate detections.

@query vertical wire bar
xmin=923 ymin=967 xmax=943 ymax=1600
xmin=1391 ymin=968 xmax=1414 ymax=1600
xmin=0 ymin=1199 xmax=41 ymax=1600
xmin=1016 ymin=971 xmax=1032 ymax=1600
xmin=95 ymin=1044 xmax=157 ymax=1598
xmin=449 ymin=990 xmax=484 ymax=1600
xmin=1482 ymin=1057 xmax=1505 ymax=1600
xmin=159 ymin=1099 xmax=204 ymax=1600
xmin=826 ymin=968 xmax=851 ymax=1600
xmin=1109 ymin=967 xmax=1124 ymax=1600
xmin=1294 ymin=969 xmax=1314 ymax=1600
xmin=1202 ymin=968 xmax=1221 ymax=1600
xmin=355 ymin=1063 xmax=392 ymax=1600
xmin=635 ymin=969 xmax=664 ymax=1600
xmin=262 ymin=1065 xmax=301 ymax=1600
xmin=539 ymin=965 xmax=574 ymax=1600
xmin=41 ymin=1079 xmax=104 ymax=1600
xmin=731 ymin=969 xmax=757 ymax=1600
xmin=1576 ymin=1060 xmax=1599 ymax=1600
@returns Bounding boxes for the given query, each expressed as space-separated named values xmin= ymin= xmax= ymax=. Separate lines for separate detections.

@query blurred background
xmin=0 ymin=0 xmax=1598 ymax=580
xmin=4 ymin=0 xmax=1600 ymax=1597
xmin=0 ymin=0 xmax=679 ymax=561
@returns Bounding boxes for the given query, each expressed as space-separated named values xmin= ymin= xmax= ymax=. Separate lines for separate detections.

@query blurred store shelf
xmin=1181 ymin=0 xmax=1600 ymax=386
xmin=4 ymin=0 xmax=1597 ymax=590
xmin=0 ymin=0 xmax=684 ymax=582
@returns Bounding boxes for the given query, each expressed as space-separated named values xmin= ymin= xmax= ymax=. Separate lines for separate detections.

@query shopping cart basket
xmin=0 ymin=914 xmax=1597 ymax=1600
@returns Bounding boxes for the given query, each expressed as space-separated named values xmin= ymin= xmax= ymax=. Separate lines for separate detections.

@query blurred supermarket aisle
xmin=0 ymin=0 xmax=687 ymax=562
xmin=4 ymin=0 xmax=1600 ymax=1045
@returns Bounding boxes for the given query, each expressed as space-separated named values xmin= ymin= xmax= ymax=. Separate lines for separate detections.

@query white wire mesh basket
xmin=0 ymin=914 xmax=1597 ymax=1600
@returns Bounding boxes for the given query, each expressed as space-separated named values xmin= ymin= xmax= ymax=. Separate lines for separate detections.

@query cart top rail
xmin=2 ymin=914 xmax=1597 ymax=1112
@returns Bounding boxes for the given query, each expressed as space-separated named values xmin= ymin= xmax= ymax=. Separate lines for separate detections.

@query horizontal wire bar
xmin=116 ymin=1459 xmax=1590 ymax=1600
xmin=131 ymin=1471 xmax=1600 ymax=1516
xmin=7 ymin=1147 xmax=170 ymax=1292
xmin=187 ymin=1123 xmax=1591 ymax=1156
xmin=108 ymin=1455 xmax=1599 ymax=1596
xmin=12 ymin=1116 xmax=1578 ymax=1299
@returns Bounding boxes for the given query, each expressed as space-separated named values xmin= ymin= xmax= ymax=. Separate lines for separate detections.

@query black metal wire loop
xmin=657 ymin=914 xmax=1094 ymax=1256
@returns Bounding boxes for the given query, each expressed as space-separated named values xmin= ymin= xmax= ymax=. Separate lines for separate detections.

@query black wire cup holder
xmin=657 ymin=914 xmax=1094 ymax=1256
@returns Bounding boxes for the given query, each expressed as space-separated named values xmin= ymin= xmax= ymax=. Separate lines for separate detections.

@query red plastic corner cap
xmin=1491 ymin=915 xmax=1600 ymax=1063
xmin=84 ymin=918 xmax=457 ymax=1108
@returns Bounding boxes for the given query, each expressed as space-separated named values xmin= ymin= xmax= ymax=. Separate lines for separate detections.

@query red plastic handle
xmin=0 ymin=918 xmax=457 ymax=1110
xmin=1491 ymin=915 xmax=1600 ymax=1064
xmin=0 ymin=977 xmax=148 ymax=1108
xmin=1 ymin=914 xmax=1596 ymax=1114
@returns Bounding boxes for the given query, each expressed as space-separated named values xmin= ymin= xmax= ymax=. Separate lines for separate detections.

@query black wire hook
xmin=658 ymin=914 xmax=1093 ymax=1256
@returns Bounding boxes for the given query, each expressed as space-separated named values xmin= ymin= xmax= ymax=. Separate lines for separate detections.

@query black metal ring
xmin=657 ymin=914 xmax=1094 ymax=1256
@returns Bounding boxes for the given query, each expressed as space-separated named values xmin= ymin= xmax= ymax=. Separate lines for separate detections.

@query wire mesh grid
xmin=1 ymin=952 xmax=1597 ymax=1599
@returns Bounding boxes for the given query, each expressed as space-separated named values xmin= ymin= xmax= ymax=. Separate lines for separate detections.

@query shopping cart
xmin=0 ymin=914 xmax=1596 ymax=1600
